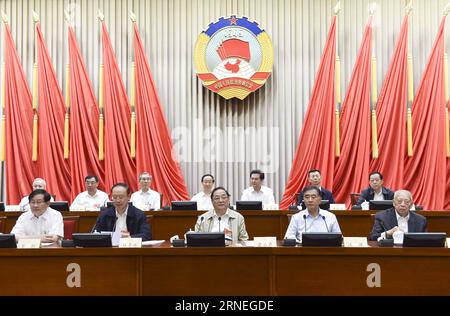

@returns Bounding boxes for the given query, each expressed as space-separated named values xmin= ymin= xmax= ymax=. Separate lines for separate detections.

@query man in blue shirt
xmin=286 ymin=186 xmax=341 ymax=242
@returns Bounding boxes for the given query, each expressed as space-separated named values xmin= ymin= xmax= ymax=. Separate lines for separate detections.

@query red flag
xmin=101 ymin=22 xmax=137 ymax=192
xmin=133 ymin=22 xmax=190 ymax=205
xmin=333 ymin=17 xmax=373 ymax=206
xmin=370 ymin=15 xmax=409 ymax=189
xmin=404 ymin=17 xmax=446 ymax=210
xmin=68 ymin=26 xmax=105 ymax=199
xmin=36 ymin=22 xmax=71 ymax=201
xmin=280 ymin=16 xmax=336 ymax=209
xmin=4 ymin=23 xmax=36 ymax=204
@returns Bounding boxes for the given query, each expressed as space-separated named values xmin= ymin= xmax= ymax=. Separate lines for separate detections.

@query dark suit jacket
xmin=93 ymin=205 xmax=152 ymax=241
xmin=297 ymin=187 xmax=335 ymax=206
xmin=356 ymin=186 xmax=395 ymax=205
xmin=368 ymin=208 xmax=427 ymax=241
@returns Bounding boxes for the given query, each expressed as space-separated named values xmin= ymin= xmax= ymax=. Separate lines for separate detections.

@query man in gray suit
xmin=369 ymin=190 xmax=427 ymax=241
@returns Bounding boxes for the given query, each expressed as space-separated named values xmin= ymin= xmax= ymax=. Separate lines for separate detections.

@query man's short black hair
xmin=308 ymin=169 xmax=321 ymax=175
xmin=250 ymin=169 xmax=264 ymax=180
xmin=85 ymin=175 xmax=99 ymax=182
xmin=111 ymin=182 xmax=130 ymax=194
xmin=302 ymin=185 xmax=321 ymax=196
xmin=28 ymin=189 xmax=51 ymax=202
xmin=211 ymin=187 xmax=231 ymax=201
xmin=369 ymin=171 xmax=383 ymax=180
xmin=201 ymin=174 xmax=215 ymax=183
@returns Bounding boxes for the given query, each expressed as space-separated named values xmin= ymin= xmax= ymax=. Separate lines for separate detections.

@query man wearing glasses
xmin=11 ymin=189 xmax=63 ymax=243
xmin=70 ymin=175 xmax=109 ymax=210
xmin=130 ymin=172 xmax=161 ymax=211
xmin=194 ymin=187 xmax=249 ymax=242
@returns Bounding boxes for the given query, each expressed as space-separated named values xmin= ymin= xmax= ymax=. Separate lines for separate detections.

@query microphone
xmin=218 ymin=217 xmax=222 ymax=232
xmin=197 ymin=216 xmax=204 ymax=231
xmin=321 ymin=215 xmax=330 ymax=232
xmin=112 ymin=216 xmax=118 ymax=232
xmin=303 ymin=214 xmax=307 ymax=233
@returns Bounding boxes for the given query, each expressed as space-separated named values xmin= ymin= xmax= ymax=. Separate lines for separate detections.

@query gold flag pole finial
xmin=443 ymin=2 xmax=450 ymax=16
xmin=130 ymin=11 xmax=136 ymax=22
xmin=405 ymin=1 xmax=412 ymax=15
xmin=98 ymin=10 xmax=105 ymax=22
xmin=1 ymin=11 xmax=8 ymax=24
xmin=64 ymin=9 xmax=73 ymax=26
xmin=368 ymin=3 xmax=377 ymax=16
xmin=333 ymin=1 xmax=341 ymax=15
xmin=32 ymin=11 xmax=39 ymax=23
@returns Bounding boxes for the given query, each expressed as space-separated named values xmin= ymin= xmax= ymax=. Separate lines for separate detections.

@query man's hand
xmin=41 ymin=234 xmax=59 ymax=243
xmin=386 ymin=226 xmax=399 ymax=237
xmin=121 ymin=230 xmax=130 ymax=238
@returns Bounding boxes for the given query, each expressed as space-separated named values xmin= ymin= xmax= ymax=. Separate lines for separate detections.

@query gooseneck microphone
xmin=198 ymin=216 xmax=204 ymax=231
xmin=218 ymin=217 xmax=222 ymax=232
xmin=303 ymin=214 xmax=307 ymax=233
xmin=112 ymin=216 xmax=118 ymax=232
xmin=321 ymin=215 xmax=330 ymax=232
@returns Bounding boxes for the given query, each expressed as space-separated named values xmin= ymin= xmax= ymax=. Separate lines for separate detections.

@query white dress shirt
xmin=240 ymin=185 xmax=276 ymax=205
xmin=130 ymin=189 xmax=161 ymax=210
xmin=191 ymin=191 xmax=213 ymax=210
xmin=19 ymin=195 xmax=55 ymax=212
xmin=378 ymin=211 xmax=410 ymax=240
xmin=115 ymin=208 xmax=128 ymax=233
xmin=284 ymin=209 xmax=341 ymax=242
xmin=11 ymin=208 xmax=64 ymax=238
xmin=210 ymin=211 xmax=231 ymax=233
xmin=373 ymin=190 xmax=385 ymax=201
xmin=70 ymin=190 xmax=109 ymax=210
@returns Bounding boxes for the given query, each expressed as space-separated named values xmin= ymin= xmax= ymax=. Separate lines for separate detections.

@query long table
xmin=2 ymin=210 xmax=450 ymax=239
xmin=1 ymin=242 xmax=450 ymax=295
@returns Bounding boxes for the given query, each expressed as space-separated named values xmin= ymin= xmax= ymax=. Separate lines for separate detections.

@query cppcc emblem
xmin=194 ymin=16 xmax=274 ymax=100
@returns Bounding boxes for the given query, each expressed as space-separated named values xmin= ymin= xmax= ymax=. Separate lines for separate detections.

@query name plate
xmin=85 ymin=207 xmax=100 ymax=212
xmin=119 ymin=237 xmax=142 ymax=248
xmin=446 ymin=238 xmax=450 ymax=248
xmin=343 ymin=237 xmax=369 ymax=247
xmin=5 ymin=205 xmax=21 ymax=212
xmin=329 ymin=203 xmax=346 ymax=210
xmin=17 ymin=238 xmax=41 ymax=249
xmin=253 ymin=237 xmax=277 ymax=247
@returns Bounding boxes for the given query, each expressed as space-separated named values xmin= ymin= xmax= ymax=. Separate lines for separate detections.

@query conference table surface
xmin=2 ymin=210 xmax=450 ymax=240
xmin=1 ymin=241 xmax=450 ymax=296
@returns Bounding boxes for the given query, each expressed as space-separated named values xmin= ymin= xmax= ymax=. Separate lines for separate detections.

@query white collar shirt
xmin=191 ymin=191 xmax=213 ymax=210
xmin=210 ymin=210 xmax=231 ymax=233
xmin=373 ymin=190 xmax=385 ymax=201
xmin=284 ymin=209 xmax=341 ymax=242
xmin=70 ymin=190 xmax=109 ymax=209
xmin=241 ymin=185 xmax=276 ymax=205
xmin=11 ymin=207 xmax=64 ymax=238
xmin=115 ymin=207 xmax=129 ymax=233
xmin=130 ymin=189 xmax=161 ymax=210
xmin=396 ymin=211 xmax=410 ymax=233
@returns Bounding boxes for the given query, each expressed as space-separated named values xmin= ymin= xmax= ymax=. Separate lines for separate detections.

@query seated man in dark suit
xmin=297 ymin=169 xmax=335 ymax=207
xmin=93 ymin=183 xmax=152 ymax=241
xmin=369 ymin=190 xmax=427 ymax=241
xmin=356 ymin=171 xmax=394 ymax=206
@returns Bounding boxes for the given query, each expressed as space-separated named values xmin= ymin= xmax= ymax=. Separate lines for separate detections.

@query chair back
xmin=63 ymin=216 xmax=80 ymax=240
xmin=350 ymin=193 xmax=361 ymax=205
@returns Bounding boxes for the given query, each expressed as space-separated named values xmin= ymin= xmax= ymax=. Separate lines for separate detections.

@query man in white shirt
xmin=191 ymin=174 xmax=215 ymax=210
xmin=285 ymin=186 xmax=341 ymax=242
xmin=18 ymin=178 xmax=54 ymax=212
xmin=369 ymin=190 xmax=427 ymax=241
xmin=11 ymin=189 xmax=64 ymax=242
xmin=70 ymin=175 xmax=109 ymax=210
xmin=130 ymin=172 xmax=161 ymax=210
xmin=240 ymin=169 xmax=275 ymax=206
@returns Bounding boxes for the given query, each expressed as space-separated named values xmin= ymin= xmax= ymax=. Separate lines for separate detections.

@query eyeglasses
xmin=140 ymin=178 xmax=152 ymax=181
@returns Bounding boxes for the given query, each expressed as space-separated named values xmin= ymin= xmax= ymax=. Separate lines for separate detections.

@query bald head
xmin=32 ymin=178 xmax=47 ymax=190
xmin=393 ymin=190 xmax=413 ymax=217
